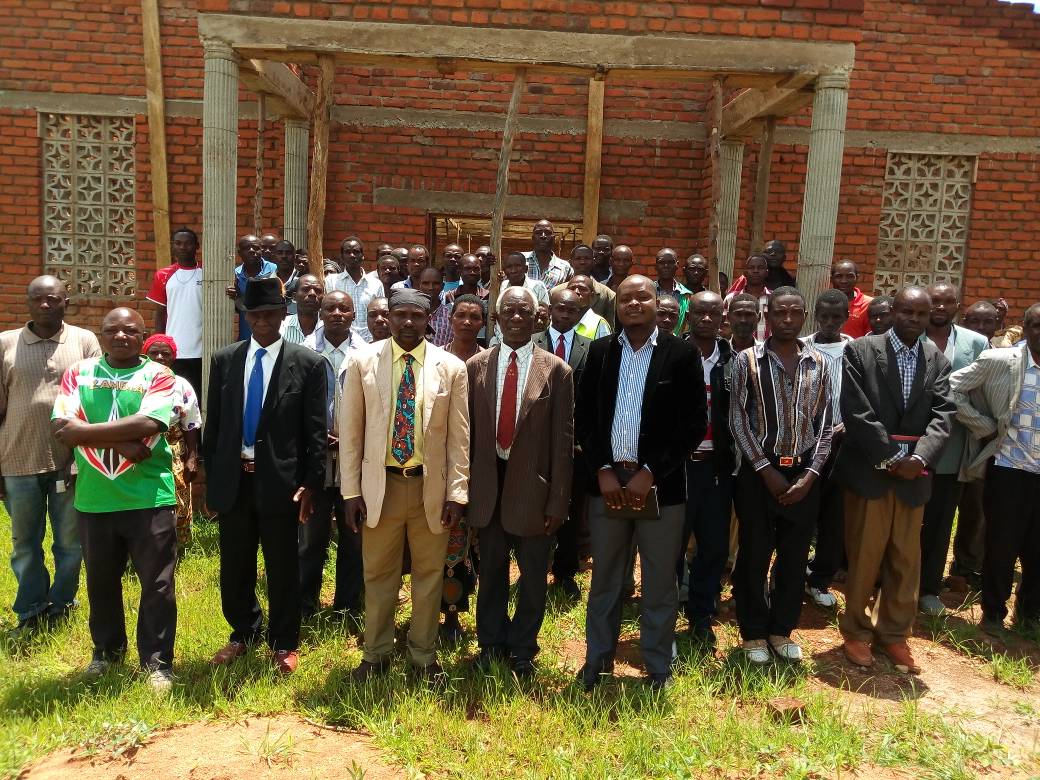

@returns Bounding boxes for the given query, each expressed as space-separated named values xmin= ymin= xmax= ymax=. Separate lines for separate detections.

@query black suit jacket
xmin=576 ymin=330 xmax=706 ymax=507
xmin=834 ymin=333 xmax=954 ymax=507
xmin=203 ymin=339 xmax=328 ymax=517
xmin=534 ymin=329 xmax=591 ymax=386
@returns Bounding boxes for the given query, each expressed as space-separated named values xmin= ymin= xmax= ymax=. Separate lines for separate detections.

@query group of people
xmin=2 ymin=218 xmax=1038 ymax=694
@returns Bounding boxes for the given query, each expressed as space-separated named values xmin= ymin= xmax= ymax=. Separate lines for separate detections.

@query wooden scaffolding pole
xmin=488 ymin=67 xmax=526 ymax=310
xmin=705 ymin=78 xmax=724 ymax=294
xmin=582 ymin=72 xmax=605 ymax=241
xmin=748 ymin=116 xmax=776 ymax=254
xmin=141 ymin=0 xmax=171 ymax=269
xmin=306 ymin=56 xmax=335 ymax=277
xmin=253 ymin=93 xmax=266 ymax=235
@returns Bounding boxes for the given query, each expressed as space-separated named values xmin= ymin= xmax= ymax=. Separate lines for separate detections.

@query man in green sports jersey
xmin=52 ymin=307 xmax=178 ymax=694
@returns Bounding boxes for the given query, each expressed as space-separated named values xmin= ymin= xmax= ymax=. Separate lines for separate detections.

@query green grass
xmin=0 ymin=514 xmax=1027 ymax=779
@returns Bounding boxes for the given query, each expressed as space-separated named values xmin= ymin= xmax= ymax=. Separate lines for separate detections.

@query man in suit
xmin=835 ymin=286 xmax=954 ymax=673
xmin=576 ymin=275 xmax=706 ymax=691
xmin=917 ymin=282 xmax=989 ymax=616
xmin=204 ymin=276 xmax=328 ymax=675
xmin=535 ymin=287 xmax=591 ymax=600
xmin=950 ymin=304 xmax=1040 ymax=635
xmin=467 ymin=287 xmax=573 ymax=677
xmin=340 ymin=289 xmax=469 ymax=683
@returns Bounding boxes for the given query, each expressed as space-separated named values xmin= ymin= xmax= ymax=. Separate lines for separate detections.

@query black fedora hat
xmin=236 ymin=275 xmax=287 ymax=312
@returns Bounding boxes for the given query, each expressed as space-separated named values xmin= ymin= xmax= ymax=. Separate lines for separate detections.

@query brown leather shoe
xmin=211 ymin=641 xmax=247 ymax=666
xmin=879 ymin=641 xmax=920 ymax=674
xmin=351 ymin=659 xmax=390 ymax=683
xmin=273 ymin=649 xmax=298 ymax=675
xmin=842 ymin=639 xmax=874 ymax=668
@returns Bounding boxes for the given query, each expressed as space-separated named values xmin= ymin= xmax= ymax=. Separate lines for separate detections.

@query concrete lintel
xmin=373 ymin=188 xmax=645 ymax=222
xmin=241 ymin=59 xmax=315 ymax=119
xmin=198 ymin=13 xmax=855 ymax=78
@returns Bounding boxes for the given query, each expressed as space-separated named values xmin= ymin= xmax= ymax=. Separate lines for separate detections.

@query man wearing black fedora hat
xmin=203 ymin=275 xmax=328 ymax=675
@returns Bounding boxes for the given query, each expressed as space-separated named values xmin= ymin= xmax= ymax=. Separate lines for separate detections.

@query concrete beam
xmin=240 ymin=59 xmax=315 ymax=119
xmin=720 ymin=71 xmax=818 ymax=138
xmin=372 ymin=188 xmax=645 ymax=223
xmin=198 ymin=14 xmax=855 ymax=80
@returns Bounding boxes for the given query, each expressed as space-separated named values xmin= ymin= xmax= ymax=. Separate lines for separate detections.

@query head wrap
xmin=388 ymin=289 xmax=432 ymax=312
xmin=143 ymin=333 xmax=178 ymax=359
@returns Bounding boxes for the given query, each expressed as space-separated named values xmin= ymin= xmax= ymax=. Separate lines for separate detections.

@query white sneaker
xmin=769 ymin=635 xmax=803 ymax=662
xmin=84 ymin=659 xmax=110 ymax=677
xmin=919 ymin=594 xmax=947 ymax=616
xmin=145 ymin=668 xmax=174 ymax=694
xmin=806 ymin=585 xmax=838 ymax=608
xmin=742 ymin=640 xmax=771 ymax=665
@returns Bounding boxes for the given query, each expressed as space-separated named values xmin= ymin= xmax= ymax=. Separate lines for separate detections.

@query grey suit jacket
xmin=533 ymin=330 xmax=590 ymax=386
xmin=929 ymin=325 xmax=990 ymax=474
xmin=950 ymin=343 xmax=1030 ymax=481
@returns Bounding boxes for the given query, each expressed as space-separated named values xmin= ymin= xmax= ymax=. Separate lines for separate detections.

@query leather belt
xmin=688 ymin=451 xmax=712 ymax=462
xmin=240 ymin=460 xmax=256 ymax=473
xmin=386 ymin=464 xmax=423 ymax=478
xmin=614 ymin=461 xmax=640 ymax=471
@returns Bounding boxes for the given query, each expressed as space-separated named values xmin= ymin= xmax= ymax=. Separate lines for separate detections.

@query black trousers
xmin=952 ymin=479 xmax=985 ymax=577
xmin=218 ymin=472 xmax=301 ymax=651
xmin=299 ymin=485 xmax=363 ymax=615
xmin=982 ymin=464 xmax=1040 ymax=622
xmin=678 ymin=458 xmax=732 ymax=630
xmin=732 ymin=463 xmax=819 ymax=641
xmin=552 ymin=459 xmax=588 ymax=581
xmin=172 ymin=357 xmax=203 ymax=399
xmin=476 ymin=458 xmax=555 ymax=662
xmin=919 ymin=473 xmax=965 ymax=597
xmin=79 ymin=506 xmax=177 ymax=670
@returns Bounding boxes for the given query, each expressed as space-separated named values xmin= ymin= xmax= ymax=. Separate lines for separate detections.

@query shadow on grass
xmin=812 ymin=645 xmax=930 ymax=702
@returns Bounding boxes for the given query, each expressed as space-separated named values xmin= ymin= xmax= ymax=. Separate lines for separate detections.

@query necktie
xmin=555 ymin=333 xmax=567 ymax=360
xmin=497 ymin=352 xmax=518 ymax=451
xmin=391 ymin=353 xmax=417 ymax=464
xmin=243 ymin=347 xmax=267 ymax=448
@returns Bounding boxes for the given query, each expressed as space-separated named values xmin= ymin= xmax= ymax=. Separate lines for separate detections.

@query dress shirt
xmin=804 ymin=333 xmax=852 ymax=428
xmin=696 ymin=341 xmax=720 ymax=453
xmin=318 ymin=332 xmax=361 ymax=486
xmin=730 ymin=338 xmax=832 ymax=475
xmin=610 ymin=328 xmax=658 ymax=465
xmin=995 ymin=351 xmax=1040 ymax=474
xmin=279 ymin=314 xmax=323 ymax=347
xmin=495 ymin=340 xmax=534 ymax=459
xmin=326 ymin=268 xmax=385 ymax=342
xmin=385 ymin=338 xmax=425 ymax=467
xmin=547 ymin=326 xmax=574 ymax=363
xmin=427 ymin=304 xmax=454 ymax=347
xmin=925 ymin=327 xmax=956 ymax=364
xmin=524 ymin=250 xmax=573 ymax=290
xmin=888 ymin=328 xmax=920 ymax=404
xmin=241 ymin=337 xmax=282 ymax=459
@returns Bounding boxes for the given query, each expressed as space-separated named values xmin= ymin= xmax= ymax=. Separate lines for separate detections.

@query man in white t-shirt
xmin=147 ymin=228 xmax=203 ymax=396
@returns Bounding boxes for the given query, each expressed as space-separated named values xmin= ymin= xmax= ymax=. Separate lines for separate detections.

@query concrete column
xmin=717 ymin=139 xmax=745 ymax=282
xmin=201 ymin=40 xmax=239 ymax=393
xmin=796 ymin=71 xmax=850 ymax=327
xmin=283 ymin=118 xmax=309 ymax=250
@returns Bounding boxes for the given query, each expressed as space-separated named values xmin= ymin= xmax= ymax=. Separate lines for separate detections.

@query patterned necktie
xmin=391 ymin=353 xmax=416 ymax=464
xmin=555 ymin=333 xmax=566 ymax=360
xmin=242 ymin=347 xmax=267 ymax=448
xmin=497 ymin=352 xmax=518 ymax=450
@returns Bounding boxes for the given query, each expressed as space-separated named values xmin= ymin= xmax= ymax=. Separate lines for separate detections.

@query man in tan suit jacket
xmin=467 ymin=286 xmax=573 ymax=677
xmin=340 ymin=290 xmax=469 ymax=682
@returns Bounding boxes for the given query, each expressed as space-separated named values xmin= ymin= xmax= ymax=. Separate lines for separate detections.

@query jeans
xmin=4 ymin=472 xmax=81 ymax=622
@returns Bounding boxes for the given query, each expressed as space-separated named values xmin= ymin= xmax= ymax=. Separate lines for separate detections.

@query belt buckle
xmin=778 ymin=456 xmax=795 ymax=468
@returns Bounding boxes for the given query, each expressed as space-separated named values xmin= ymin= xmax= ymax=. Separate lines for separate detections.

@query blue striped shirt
xmin=611 ymin=328 xmax=658 ymax=463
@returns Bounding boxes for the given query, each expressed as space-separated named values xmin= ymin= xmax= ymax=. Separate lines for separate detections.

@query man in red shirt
xmin=831 ymin=259 xmax=873 ymax=338
xmin=147 ymin=228 xmax=203 ymax=396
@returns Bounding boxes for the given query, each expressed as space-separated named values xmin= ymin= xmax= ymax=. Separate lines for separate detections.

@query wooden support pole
xmin=141 ymin=0 xmax=171 ymax=270
xmin=488 ymin=67 xmax=526 ymax=311
xmin=582 ymin=72 xmax=605 ymax=241
xmin=306 ymin=56 xmax=335 ymax=278
xmin=749 ymin=116 xmax=775 ymax=254
xmin=705 ymin=78 xmax=724 ymax=294
xmin=253 ymin=93 xmax=265 ymax=235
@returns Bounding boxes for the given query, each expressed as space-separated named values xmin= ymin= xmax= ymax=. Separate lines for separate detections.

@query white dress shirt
xmin=547 ymin=326 xmax=574 ymax=363
xmin=241 ymin=337 xmax=283 ymax=458
xmin=496 ymin=340 xmax=534 ymax=460
xmin=696 ymin=341 xmax=720 ymax=453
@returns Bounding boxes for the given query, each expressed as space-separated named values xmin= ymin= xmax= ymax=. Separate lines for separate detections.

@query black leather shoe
xmin=473 ymin=648 xmax=507 ymax=672
xmin=350 ymin=659 xmax=389 ymax=683
xmin=576 ymin=662 xmax=611 ymax=692
xmin=647 ymin=673 xmax=673 ymax=691
xmin=689 ymin=625 xmax=717 ymax=649
xmin=511 ymin=658 xmax=536 ymax=679
xmin=555 ymin=577 xmax=581 ymax=602
xmin=412 ymin=661 xmax=447 ymax=687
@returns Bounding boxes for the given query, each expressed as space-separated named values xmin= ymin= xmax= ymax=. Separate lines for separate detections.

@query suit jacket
xmin=551 ymin=279 xmax=616 ymax=328
xmin=950 ymin=343 xmax=1030 ymax=481
xmin=834 ymin=333 xmax=955 ymax=507
xmin=533 ymin=330 xmax=590 ymax=386
xmin=339 ymin=339 xmax=469 ymax=534
xmin=576 ymin=330 xmax=707 ymax=507
xmin=203 ymin=340 xmax=328 ymax=516
xmin=466 ymin=345 xmax=573 ymax=536
xmin=929 ymin=324 xmax=989 ymax=474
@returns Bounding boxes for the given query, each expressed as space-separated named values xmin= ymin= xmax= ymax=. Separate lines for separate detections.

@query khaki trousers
xmin=839 ymin=491 xmax=923 ymax=645
xmin=361 ymin=473 xmax=449 ymax=666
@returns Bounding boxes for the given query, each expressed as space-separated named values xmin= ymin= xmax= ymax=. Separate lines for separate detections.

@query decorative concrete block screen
xmin=41 ymin=113 xmax=136 ymax=299
xmin=874 ymin=152 xmax=973 ymax=295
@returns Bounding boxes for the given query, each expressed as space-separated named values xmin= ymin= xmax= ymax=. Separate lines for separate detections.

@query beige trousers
xmin=362 ymin=473 xmax=449 ymax=666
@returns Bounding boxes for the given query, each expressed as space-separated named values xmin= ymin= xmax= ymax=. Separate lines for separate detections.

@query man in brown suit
xmin=466 ymin=286 xmax=573 ymax=677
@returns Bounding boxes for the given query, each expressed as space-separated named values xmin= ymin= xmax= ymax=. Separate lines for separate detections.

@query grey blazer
xmin=533 ymin=330 xmax=591 ymax=386
xmin=950 ymin=343 xmax=1030 ymax=481
xmin=929 ymin=324 xmax=990 ymax=475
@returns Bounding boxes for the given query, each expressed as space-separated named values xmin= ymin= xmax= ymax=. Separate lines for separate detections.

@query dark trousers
xmin=172 ymin=358 xmax=202 ymax=399
xmin=732 ymin=463 xmax=819 ymax=641
xmin=678 ymin=459 xmax=732 ymax=630
xmin=218 ymin=472 xmax=301 ymax=651
xmin=807 ymin=476 xmax=846 ymax=590
xmin=552 ymin=460 xmax=588 ymax=581
xmin=952 ymin=479 xmax=986 ymax=577
xmin=476 ymin=458 xmax=554 ymax=662
xmin=919 ymin=473 xmax=965 ymax=597
xmin=299 ymin=485 xmax=363 ymax=615
xmin=79 ymin=506 xmax=177 ymax=670
xmin=982 ymin=464 xmax=1040 ymax=622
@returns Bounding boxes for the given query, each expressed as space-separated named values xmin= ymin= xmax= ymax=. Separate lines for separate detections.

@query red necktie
xmin=555 ymin=334 xmax=566 ymax=359
xmin=497 ymin=352 xmax=518 ymax=450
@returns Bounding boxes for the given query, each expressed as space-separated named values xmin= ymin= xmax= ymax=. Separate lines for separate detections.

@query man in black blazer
xmin=203 ymin=276 xmax=328 ymax=675
xmin=835 ymin=286 xmax=954 ymax=674
xmin=576 ymin=276 xmax=706 ymax=691
xmin=534 ymin=287 xmax=592 ymax=600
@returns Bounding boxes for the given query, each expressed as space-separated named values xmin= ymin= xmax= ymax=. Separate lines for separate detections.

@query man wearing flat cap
xmin=340 ymin=289 xmax=470 ymax=683
xmin=204 ymin=275 xmax=328 ymax=675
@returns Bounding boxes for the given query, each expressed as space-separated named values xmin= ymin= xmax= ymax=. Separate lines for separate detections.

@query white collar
xmin=247 ymin=337 xmax=282 ymax=361
xmin=548 ymin=326 xmax=574 ymax=345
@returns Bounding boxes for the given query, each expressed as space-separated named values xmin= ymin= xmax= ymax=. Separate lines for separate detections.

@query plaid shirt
xmin=427 ymin=304 xmax=454 ymax=347
xmin=524 ymin=250 xmax=573 ymax=290
xmin=888 ymin=328 xmax=919 ymax=404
